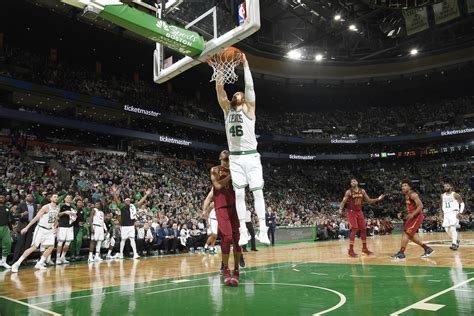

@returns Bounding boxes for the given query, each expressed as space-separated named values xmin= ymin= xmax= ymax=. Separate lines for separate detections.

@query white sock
xmin=2 ymin=256 xmax=7 ymax=263
xmin=120 ymin=240 xmax=125 ymax=256
xmin=38 ymin=256 xmax=46 ymax=265
xmin=235 ymin=188 xmax=247 ymax=222
xmin=451 ymin=227 xmax=458 ymax=244
xmin=252 ymin=190 xmax=267 ymax=229
xmin=89 ymin=252 xmax=93 ymax=259
xmin=47 ymin=255 xmax=51 ymax=262
xmin=107 ymin=249 xmax=112 ymax=256
xmin=96 ymin=241 xmax=102 ymax=254
xmin=130 ymin=238 xmax=138 ymax=256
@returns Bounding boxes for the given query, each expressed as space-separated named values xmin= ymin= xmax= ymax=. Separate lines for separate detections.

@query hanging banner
xmin=402 ymin=7 xmax=429 ymax=36
xmin=467 ymin=0 xmax=474 ymax=13
xmin=433 ymin=0 xmax=460 ymax=25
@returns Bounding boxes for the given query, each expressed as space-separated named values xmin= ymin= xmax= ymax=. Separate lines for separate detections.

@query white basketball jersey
xmin=92 ymin=208 xmax=105 ymax=226
xmin=209 ymin=209 xmax=216 ymax=220
xmin=442 ymin=192 xmax=458 ymax=213
xmin=225 ymin=108 xmax=258 ymax=152
xmin=38 ymin=203 xmax=59 ymax=229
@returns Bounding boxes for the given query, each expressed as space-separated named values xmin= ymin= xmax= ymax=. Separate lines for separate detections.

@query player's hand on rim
xmin=241 ymin=52 xmax=247 ymax=64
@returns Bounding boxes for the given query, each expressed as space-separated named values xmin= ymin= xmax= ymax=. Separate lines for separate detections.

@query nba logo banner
xmin=238 ymin=2 xmax=246 ymax=25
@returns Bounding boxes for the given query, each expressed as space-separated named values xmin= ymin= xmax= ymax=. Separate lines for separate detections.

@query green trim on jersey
xmin=230 ymin=150 xmax=258 ymax=155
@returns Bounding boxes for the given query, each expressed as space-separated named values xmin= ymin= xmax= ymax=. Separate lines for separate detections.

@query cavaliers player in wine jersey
xmin=391 ymin=181 xmax=434 ymax=259
xmin=338 ymin=179 xmax=384 ymax=257
xmin=211 ymin=150 xmax=241 ymax=287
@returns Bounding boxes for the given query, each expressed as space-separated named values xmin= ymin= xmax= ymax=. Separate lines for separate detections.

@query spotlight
xmin=349 ymin=24 xmax=357 ymax=31
xmin=334 ymin=14 xmax=341 ymax=21
xmin=315 ymin=54 xmax=323 ymax=62
xmin=287 ymin=50 xmax=302 ymax=60
xmin=410 ymin=48 xmax=418 ymax=55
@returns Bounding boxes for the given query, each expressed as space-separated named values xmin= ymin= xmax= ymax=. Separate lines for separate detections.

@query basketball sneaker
xmin=133 ymin=254 xmax=140 ymax=260
xmin=223 ymin=267 xmax=233 ymax=286
xmin=34 ymin=262 xmax=48 ymax=270
xmin=348 ymin=249 xmax=358 ymax=257
xmin=256 ymin=226 xmax=271 ymax=245
xmin=11 ymin=262 xmax=20 ymax=273
xmin=0 ymin=260 xmax=11 ymax=270
xmin=390 ymin=252 xmax=406 ymax=260
xmin=230 ymin=270 xmax=240 ymax=287
xmin=421 ymin=247 xmax=434 ymax=258
xmin=238 ymin=227 xmax=249 ymax=246
xmin=239 ymin=255 xmax=245 ymax=268
xmin=95 ymin=255 xmax=103 ymax=262
xmin=449 ymin=243 xmax=458 ymax=250
xmin=361 ymin=248 xmax=374 ymax=256
xmin=61 ymin=258 xmax=70 ymax=264
xmin=55 ymin=258 xmax=63 ymax=265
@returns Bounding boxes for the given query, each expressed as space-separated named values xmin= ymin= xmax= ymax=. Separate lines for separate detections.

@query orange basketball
xmin=217 ymin=47 xmax=242 ymax=62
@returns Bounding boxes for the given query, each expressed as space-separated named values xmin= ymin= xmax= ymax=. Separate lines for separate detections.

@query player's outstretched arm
xmin=215 ymin=82 xmax=230 ymax=116
xmin=338 ymin=190 xmax=350 ymax=215
xmin=137 ymin=189 xmax=152 ymax=207
xmin=242 ymin=53 xmax=256 ymax=117
xmin=363 ymin=190 xmax=384 ymax=204
xmin=21 ymin=205 xmax=47 ymax=235
xmin=111 ymin=184 xmax=121 ymax=207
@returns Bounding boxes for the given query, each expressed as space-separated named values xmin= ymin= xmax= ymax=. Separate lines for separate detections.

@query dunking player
xmin=211 ymin=150 xmax=241 ymax=286
xmin=338 ymin=179 xmax=384 ymax=257
xmin=440 ymin=182 xmax=464 ymax=250
xmin=11 ymin=194 xmax=62 ymax=272
xmin=215 ymin=53 xmax=270 ymax=246
xmin=391 ymin=181 xmax=434 ymax=259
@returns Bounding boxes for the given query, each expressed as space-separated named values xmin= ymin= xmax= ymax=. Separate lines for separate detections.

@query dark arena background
xmin=0 ymin=0 xmax=473 ymax=315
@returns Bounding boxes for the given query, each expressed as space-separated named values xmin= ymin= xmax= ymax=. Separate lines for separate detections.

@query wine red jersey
xmin=406 ymin=191 xmax=418 ymax=213
xmin=347 ymin=188 xmax=364 ymax=212
xmin=213 ymin=166 xmax=235 ymax=209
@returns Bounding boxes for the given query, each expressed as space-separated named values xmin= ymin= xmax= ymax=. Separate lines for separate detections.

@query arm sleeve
xmin=243 ymin=64 xmax=255 ymax=103
xmin=460 ymin=202 xmax=465 ymax=213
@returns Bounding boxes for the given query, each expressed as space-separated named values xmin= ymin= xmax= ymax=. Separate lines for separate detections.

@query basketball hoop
xmin=207 ymin=47 xmax=243 ymax=85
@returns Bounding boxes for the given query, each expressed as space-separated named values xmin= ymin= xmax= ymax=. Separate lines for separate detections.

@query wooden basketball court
xmin=1 ymin=232 xmax=473 ymax=315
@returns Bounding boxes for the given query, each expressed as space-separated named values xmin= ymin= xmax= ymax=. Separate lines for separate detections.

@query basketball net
xmin=207 ymin=48 xmax=242 ymax=85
